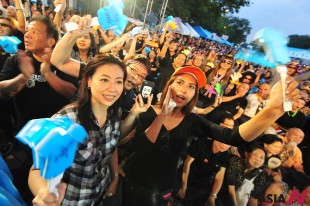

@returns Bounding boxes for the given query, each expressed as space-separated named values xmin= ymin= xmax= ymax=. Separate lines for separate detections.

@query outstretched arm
xmin=53 ymin=0 xmax=67 ymax=31
xmin=99 ymin=33 xmax=130 ymax=54
xmin=12 ymin=0 xmax=26 ymax=33
xmin=29 ymin=166 xmax=67 ymax=206
xmin=51 ymin=15 xmax=91 ymax=78
xmin=239 ymin=76 xmax=299 ymax=141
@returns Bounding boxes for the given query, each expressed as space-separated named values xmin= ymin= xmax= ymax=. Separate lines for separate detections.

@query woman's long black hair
xmin=75 ymin=54 xmax=127 ymax=132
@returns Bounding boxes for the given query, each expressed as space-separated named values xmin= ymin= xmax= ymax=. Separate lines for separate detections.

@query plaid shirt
xmin=52 ymin=106 xmax=121 ymax=205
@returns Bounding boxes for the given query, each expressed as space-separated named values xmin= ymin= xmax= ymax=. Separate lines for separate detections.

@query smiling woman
xmin=29 ymin=53 xmax=153 ymax=206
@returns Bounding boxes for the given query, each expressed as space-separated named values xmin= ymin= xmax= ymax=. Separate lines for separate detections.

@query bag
xmin=235 ymin=171 xmax=261 ymax=206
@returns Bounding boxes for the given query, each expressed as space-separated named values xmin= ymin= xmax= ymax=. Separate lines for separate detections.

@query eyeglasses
xmin=0 ymin=23 xmax=13 ymax=30
xmin=244 ymin=77 xmax=252 ymax=81
xmin=128 ymin=65 xmax=146 ymax=81
xmin=221 ymin=59 xmax=232 ymax=65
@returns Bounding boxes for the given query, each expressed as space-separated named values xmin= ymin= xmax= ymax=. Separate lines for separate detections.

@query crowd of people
xmin=0 ymin=0 xmax=310 ymax=205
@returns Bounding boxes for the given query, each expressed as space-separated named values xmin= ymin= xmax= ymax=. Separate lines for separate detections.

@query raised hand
xmin=32 ymin=183 xmax=67 ymax=206
xmin=161 ymin=86 xmax=176 ymax=116
xmin=130 ymin=94 xmax=153 ymax=116
xmin=53 ymin=0 xmax=66 ymax=14
xmin=40 ymin=48 xmax=53 ymax=76
xmin=17 ymin=50 xmax=34 ymax=79
xmin=67 ymin=15 xmax=92 ymax=37
xmin=267 ymin=76 xmax=300 ymax=113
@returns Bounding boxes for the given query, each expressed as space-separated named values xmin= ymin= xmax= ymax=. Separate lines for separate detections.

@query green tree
xmin=288 ymin=35 xmax=310 ymax=49
xmin=222 ymin=16 xmax=251 ymax=43
xmin=164 ymin=0 xmax=252 ymax=43
xmin=124 ymin=0 xmax=252 ymax=43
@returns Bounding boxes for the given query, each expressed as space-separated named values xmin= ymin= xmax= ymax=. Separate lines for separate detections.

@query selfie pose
xmin=122 ymin=66 xmax=300 ymax=206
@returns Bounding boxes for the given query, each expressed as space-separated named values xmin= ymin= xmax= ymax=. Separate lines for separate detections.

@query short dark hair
xmin=169 ymin=39 xmax=179 ymax=45
xmin=260 ymin=134 xmax=283 ymax=145
xmin=247 ymin=144 xmax=267 ymax=159
xmin=29 ymin=16 xmax=59 ymax=45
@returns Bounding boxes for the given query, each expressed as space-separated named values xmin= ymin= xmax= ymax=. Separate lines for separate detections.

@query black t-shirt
xmin=187 ymin=138 xmax=229 ymax=188
xmin=159 ymin=51 xmax=177 ymax=67
xmin=0 ymin=53 xmax=77 ymax=128
xmin=135 ymin=39 xmax=144 ymax=54
xmin=154 ymin=62 xmax=174 ymax=94
xmin=128 ymin=107 xmax=244 ymax=192
xmin=219 ymin=95 xmax=247 ymax=115
xmin=0 ymin=51 xmax=10 ymax=70
xmin=275 ymin=111 xmax=306 ymax=131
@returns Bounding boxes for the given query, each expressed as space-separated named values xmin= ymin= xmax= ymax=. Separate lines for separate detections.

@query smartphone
xmin=140 ymin=80 xmax=155 ymax=104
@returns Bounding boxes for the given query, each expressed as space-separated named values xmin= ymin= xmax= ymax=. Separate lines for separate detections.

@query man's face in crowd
xmin=24 ymin=21 xmax=53 ymax=53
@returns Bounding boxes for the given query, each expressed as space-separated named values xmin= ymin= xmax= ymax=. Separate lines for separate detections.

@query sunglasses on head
xmin=221 ymin=59 xmax=232 ymax=65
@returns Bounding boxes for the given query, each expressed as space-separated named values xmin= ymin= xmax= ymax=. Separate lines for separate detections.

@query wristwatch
xmin=210 ymin=192 xmax=217 ymax=199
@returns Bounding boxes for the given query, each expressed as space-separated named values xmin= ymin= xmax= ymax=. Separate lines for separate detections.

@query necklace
xmin=287 ymin=110 xmax=298 ymax=117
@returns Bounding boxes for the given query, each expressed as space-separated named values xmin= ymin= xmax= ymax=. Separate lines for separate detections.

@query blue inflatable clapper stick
xmin=16 ymin=119 xmax=51 ymax=168
xmin=16 ymin=117 xmax=87 ymax=198
xmin=253 ymin=28 xmax=291 ymax=111
xmin=34 ymin=118 xmax=87 ymax=197
xmin=97 ymin=2 xmax=128 ymax=35
xmin=130 ymin=26 xmax=142 ymax=37
xmin=0 ymin=36 xmax=21 ymax=54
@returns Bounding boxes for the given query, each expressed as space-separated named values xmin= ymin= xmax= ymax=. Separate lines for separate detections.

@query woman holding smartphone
xmin=122 ymin=66 xmax=300 ymax=206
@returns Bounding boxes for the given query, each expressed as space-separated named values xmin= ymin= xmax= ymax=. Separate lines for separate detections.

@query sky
xmin=236 ymin=0 xmax=310 ymax=43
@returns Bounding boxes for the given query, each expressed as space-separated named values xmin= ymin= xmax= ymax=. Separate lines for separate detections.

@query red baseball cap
xmin=172 ymin=66 xmax=207 ymax=89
